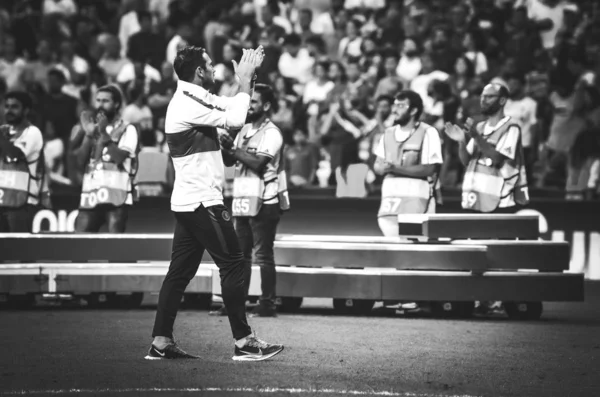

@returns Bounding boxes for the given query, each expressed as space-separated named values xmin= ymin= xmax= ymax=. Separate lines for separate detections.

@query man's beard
xmin=4 ymin=114 xmax=22 ymax=125
xmin=245 ymin=111 xmax=263 ymax=123
xmin=96 ymin=109 xmax=115 ymax=121
xmin=395 ymin=113 xmax=411 ymax=126
xmin=481 ymin=102 xmax=501 ymax=116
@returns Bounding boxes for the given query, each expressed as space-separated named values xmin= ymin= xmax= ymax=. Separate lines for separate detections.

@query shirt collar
xmin=177 ymin=80 xmax=208 ymax=97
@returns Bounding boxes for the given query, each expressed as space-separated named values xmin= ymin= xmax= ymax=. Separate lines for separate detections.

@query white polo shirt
xmin=165 ymin=80 xmax=250 ymax=212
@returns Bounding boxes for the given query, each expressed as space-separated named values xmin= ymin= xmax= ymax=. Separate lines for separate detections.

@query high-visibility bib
xmin=0 ymin=126 xmax=50 ymax=209
xmin=0 ymin=158 xmax=30 ymax=207
xmin=378 ymin=123 xmax=433 ymax=217
xmin=231 ymin=120 xmax=290 ymax=217
xmin=80 ymin=122 xmax=137 ymax=209
xmin=461 ymin=118 xmax=528 ymax=212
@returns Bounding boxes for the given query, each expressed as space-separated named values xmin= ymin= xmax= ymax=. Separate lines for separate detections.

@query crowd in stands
xmin=1 ymin=0 xmax=599 ymax=198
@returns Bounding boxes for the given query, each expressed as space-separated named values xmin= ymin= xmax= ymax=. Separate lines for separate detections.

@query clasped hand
xmin=232 ymin=46 xmax=265 ymax=81
xmin=444 ymin=117 xmax=478 ymax=143
xmin=80 ymin=111 xmax=111 ymax=143
xmin=219 ymin=131 xmax=235 ymax=151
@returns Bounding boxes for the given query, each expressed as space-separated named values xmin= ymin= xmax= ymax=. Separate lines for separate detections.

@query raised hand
xmin=219 ymin=131 xmax=235 ymax=150
xmin=232 ymin=48 xmax=257 ymax=81
xmin=96 ymin=112 xmax=109 ymax=134
xmin=444 ymin=122 xmax=467 ymax=143
xmin=79 ymin=110 xmax=97 ymax=137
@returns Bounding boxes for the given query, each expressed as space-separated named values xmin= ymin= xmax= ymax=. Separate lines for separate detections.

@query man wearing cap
xmin=71 ymin=85 xmax=139 ymax=233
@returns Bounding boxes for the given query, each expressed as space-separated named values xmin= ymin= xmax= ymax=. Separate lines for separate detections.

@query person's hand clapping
xmin=79 ymin=110 xmax=97 ymax=138
xmin=232 ymin=46 xmax=265 ymax=81
xmin=219 ymin=132 xmax=235 ymax=151
xmin=444 ymin=122 xmax=468 ymax=143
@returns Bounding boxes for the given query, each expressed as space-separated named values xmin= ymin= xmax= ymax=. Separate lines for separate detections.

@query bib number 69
xmin=462 ymin=192 xmax=477 ymax=208
xmin=232 ymin=198 xmax=250 ymax=214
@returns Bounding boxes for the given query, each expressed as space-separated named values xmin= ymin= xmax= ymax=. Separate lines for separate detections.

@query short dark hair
xmin=395 ymin=90 xmax=424 ymax=120
xmin=97 ymin=84 xmax=123 ymax=109
xmin=48 ymin=68 xmax=66 ymax=82
xmin=254 ymin=84 xmax=278 ymax=113
xmin=283 ymin=34 xmax=301 ymax=47
xmin=5 ymin=91 xmax=33 ymax=110
xmin=173 ymin=46 xmax=208 ymax=82
xmin=223 ymin=61 xmax=235 ymax=73
xmin=137 ymin=10 xmax=152 ymax=23
xmin=376 ymin=95 xmax=394 ymax=105
xmin=491 ymin=83 xmax=510 ymax=99
xmin=504 ymin=73 xmax=526 ymax=86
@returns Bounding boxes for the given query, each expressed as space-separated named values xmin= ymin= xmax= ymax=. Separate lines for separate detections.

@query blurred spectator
xmin=278 ymin=33 xmax=314 ymax=85
xmin=517 ymin=0 xmax=569 ymax=51
xmin=338 ymin=18 xmax=362 ymax=60
xmin=41 ymin=68 xmax=78 ymax=144
xmin=122 ymin=83 xmax=153 ymax=144
xmin=462 ymin=30 xmax=488 ymax=76
xmin=410 ymin=54 xmax=449 ymax=117
xmin=0 ymin=35 xmax=26 ymax=91
xmin=23 ymin=39 xmax=55 ymax=91
xmin=448 ymin=55 xmax=476 ymax=100
xmin=127 ymin=10 xmax=163 ymax=69
xmin=396 ymin=37 xmax=422 ymax=87
xmin=294 ymin=8 xmax=316 ymax=42
xmin=504 ymin=6 xmax=544 ymax=74
xmin=118 ymin=0 xmax=147 ymax=58
xmin=285 ymin=128 xmax=319 ymax=189
xmin=98 ymin=35 xmax=129 ymax=84
xmin=166 ymin=23 xmax=191 ymax=66
xmin=116 ymin=60 xmax=161 ymax=95
xmin=216 ymin=61 xmax=241 ymax=98
xmin=303 ymin=60 xmax=334 ymax=116
xmin=504 ymin=73 xmax=539 ymax=182
xmin=374 ymin=51 xmax=403 ymax=99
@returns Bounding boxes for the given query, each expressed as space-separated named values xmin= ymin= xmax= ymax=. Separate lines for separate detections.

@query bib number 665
xmin=232 ymin=198 xmax=250 ymax=214
xmin=462 ymin=192 xmax=477 ymax=208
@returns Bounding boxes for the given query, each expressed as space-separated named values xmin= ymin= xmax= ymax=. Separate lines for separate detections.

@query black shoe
xmin=232 ymin=332 xmax=284 ymax=361
xmin=249 ymin=305 xmax=277 ymax=318
xmin=209 ymin=306 xmax=228 ymax=316
xmin=144 ymin=343 xmax=199 ymax=360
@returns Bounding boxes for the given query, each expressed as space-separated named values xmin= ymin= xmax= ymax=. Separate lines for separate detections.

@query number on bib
xmin=0 ymin=189 xmax=4 ymax=204
xmin=462 ymin=192 xmax=477 ymax=208
xmin=381 ymin=198 xmax=402 ymax=214
xmin=232 ymin=198 xmax=250 ymax=214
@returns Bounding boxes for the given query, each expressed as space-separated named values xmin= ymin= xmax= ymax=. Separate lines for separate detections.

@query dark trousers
xmin=0 ymin=204 xmax=36 ymax=232
xmin=75 ymin=205 xmax=129 ymax=233
xmin=234 ymin=203 xmax=281 ymax=310
xmin=152 ymin=203 xmax=251 ymax=341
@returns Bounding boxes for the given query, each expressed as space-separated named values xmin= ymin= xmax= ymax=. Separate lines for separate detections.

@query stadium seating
xmin=0 ymin=214 xmax=583 ymax=319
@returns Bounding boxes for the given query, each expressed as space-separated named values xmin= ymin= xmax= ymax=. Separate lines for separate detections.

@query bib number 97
xmin=462 ymin=192 xmax=477 ymax=208
xmin=232 ymin=198 xmax=250 ymax=214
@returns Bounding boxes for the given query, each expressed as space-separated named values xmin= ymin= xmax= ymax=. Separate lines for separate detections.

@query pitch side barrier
xmin=0 ymin=214 xmax=584 ymax=319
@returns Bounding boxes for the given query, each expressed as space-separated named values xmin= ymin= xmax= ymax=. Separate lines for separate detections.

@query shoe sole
xmin=232 ymin=346 xmax=284 ymax=362
xmin=144 ymin=354 xmax=200 ymax=360
xmin=144 ymin=355 xmax=164 ymax=360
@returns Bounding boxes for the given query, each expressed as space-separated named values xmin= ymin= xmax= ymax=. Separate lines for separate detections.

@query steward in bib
xmin=446 ymin=83 xmax=529 ymax=214
xmin=218 ymin=84 xmax=289 ymax=318
xmin=0 ymin=91 xmax=50 ymax=232
xmin=71 ymin=85 xmax=139 ymax=233
xmin=373 ymin=90 xmax=443 ymax=237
